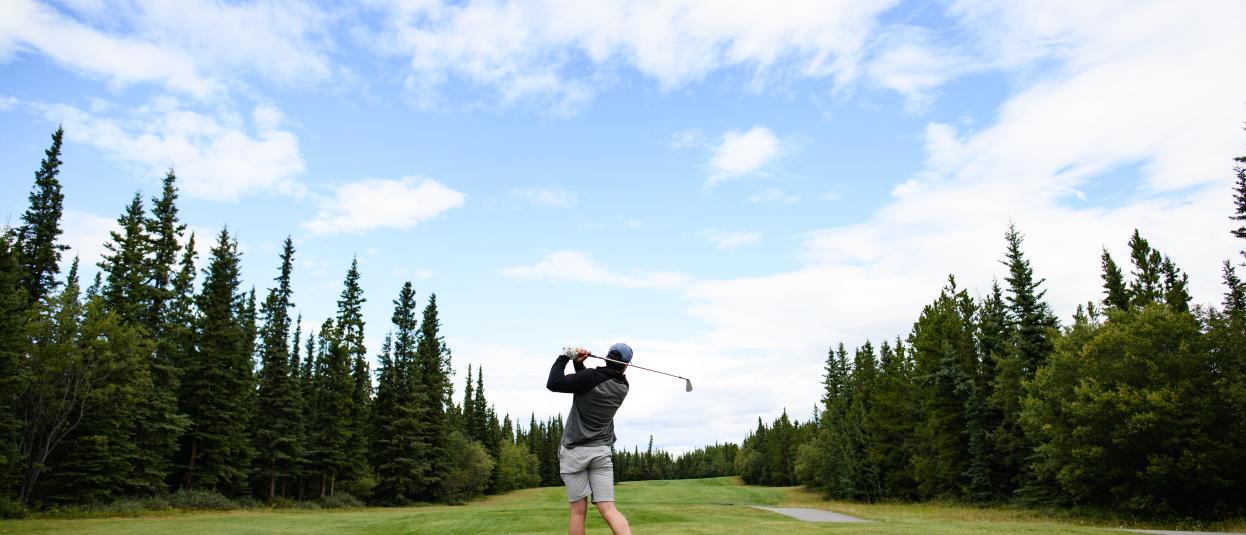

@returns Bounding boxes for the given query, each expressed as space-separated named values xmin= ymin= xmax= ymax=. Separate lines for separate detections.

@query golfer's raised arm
xmin=547 ymin=349 xmax=590 ymax=393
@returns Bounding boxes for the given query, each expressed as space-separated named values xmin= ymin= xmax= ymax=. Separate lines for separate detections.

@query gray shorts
xmin=558 ymin=445 xmax=615 ymax=503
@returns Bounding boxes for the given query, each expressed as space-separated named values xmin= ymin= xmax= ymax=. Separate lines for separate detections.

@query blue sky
xmin=2 ymin=0 xmax=1244 ymax=453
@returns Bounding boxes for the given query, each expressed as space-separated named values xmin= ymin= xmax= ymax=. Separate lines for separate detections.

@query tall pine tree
xmin=334 ymin=259 xmax=371 ymax=488
xmin=414 ymin=294 xmax=452 ymax=501
xmin=178 ymin=229 xmax=254 ymax=494
xmin=254 ymin=237 xmax=304 ymax=503
xmin=18 ymin=126 xmax=69 ymax=306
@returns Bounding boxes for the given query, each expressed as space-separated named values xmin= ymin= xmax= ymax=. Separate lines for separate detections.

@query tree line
xmin=735 ymin=147 xmax=1246 ymax=517
xmin=0 ymin=127 xmax=740 ymax=515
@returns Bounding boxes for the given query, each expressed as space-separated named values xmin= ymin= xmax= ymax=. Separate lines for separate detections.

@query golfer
xmin=547 ymin=343 xmax=633 ymax=535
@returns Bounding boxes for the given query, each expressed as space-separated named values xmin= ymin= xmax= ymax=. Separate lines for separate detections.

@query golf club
xmin=586 ymin=353 xmax=693 ymax=392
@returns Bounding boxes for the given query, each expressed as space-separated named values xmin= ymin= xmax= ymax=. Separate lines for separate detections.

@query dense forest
xmin=735 ymin=144 xmax=1246 ymax=517
xmin=0 ymin=127 xmax=733 ymax=516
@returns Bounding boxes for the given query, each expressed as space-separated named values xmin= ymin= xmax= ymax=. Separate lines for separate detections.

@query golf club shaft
xmin=585 ymin=353 xmax=689 ymax=382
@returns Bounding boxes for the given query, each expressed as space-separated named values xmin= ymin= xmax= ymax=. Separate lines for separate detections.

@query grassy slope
xmin=2 ymin=478 xmax=1242 ymax=534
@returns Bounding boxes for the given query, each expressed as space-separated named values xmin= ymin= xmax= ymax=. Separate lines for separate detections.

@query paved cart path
xmin=752 ymin=506 xmax=872 ymax=523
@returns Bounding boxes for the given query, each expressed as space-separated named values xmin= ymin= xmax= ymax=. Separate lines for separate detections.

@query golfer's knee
xmin=570 ymin=497 xmax=589 ymax=515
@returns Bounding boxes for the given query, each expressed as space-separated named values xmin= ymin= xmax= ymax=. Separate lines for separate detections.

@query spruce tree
xmin=18 ymin=126 xmax=69 ymax=306
xmin=414 ymin=294 xmax=452 ymax=501
xmin=97 ymin=192 xmax=184 ymax=494
xmin=1100 ymin=249 xmax=1130 ymax=310
xmin=178 ymin=229 xmax=254 ymax=494
xmin=17 ymin=258 xmax=86 ymax=503
xmin=967 ymin=282 xmax=1009 ymax=500
xmin=371 ymin=282 xmax=427 ymax=504
xmin=309 ymin=318 xmax=352 ymax=496
xmin=0 ymin=230 xmax=26 ymax=496
xmin=334 ymin=260 xmax=371 ymax=486
xmin=254 ymin=238 xmax=304 ymax=503
xmin=1232 ymin=151 xmax=1246 ymax=260
xmin=43 ymin=261 xmax=154 ymax=503
xmin=908 ymin=276 xmax=977 ymax=499
xmin=1001 ymin=224 xmax=1057 ymax=375
xmin=1127 ymin=230 xmax=1164 ymax=306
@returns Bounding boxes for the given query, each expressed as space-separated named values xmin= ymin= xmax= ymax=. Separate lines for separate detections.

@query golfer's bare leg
xmin=595 ymin=501 xmax=632 ymax=535
xmin=568 ymin=498 xmax=588 ymax=535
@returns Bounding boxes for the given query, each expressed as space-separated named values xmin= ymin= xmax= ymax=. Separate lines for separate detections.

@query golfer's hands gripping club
xmin=561 ymin=346 xmax=590 ymax=363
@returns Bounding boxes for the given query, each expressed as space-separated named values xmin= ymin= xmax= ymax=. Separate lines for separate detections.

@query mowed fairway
xmin=1 ymin=477 xmax=1234 ymax=535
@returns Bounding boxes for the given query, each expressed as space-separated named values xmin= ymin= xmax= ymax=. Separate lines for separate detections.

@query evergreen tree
xmin=1224 ymin=262 xmax=1246 ymax=315
xmin=254 ymin=238 xmax=304 ymax=503
xmin=178 ymin=229 xmax=254 ymax=495
xmin=0 ymin=230 xmax=26 ymax=497
xmin=966 ymin=282 xmax=1009 ymax=500
xmin=1127 ymin=230 xmax=1164 ymax=306
xmin=1100 ymin=249 xmax=1130 ymax=310
xmin=144 ymin=170 xmax=185 ymax=329
xmin=309 ymin=318 xmax=352 ymax=496
xmin=371 ymin=282 xmax=427 ymax=504
xmin=17 ymin=259 xmax=87 ymax=503
xmin=42 ymin=263 xmax=154 ymax=503
xmin=18 ymin=126 xmax=69 ymax=306
xmin=286 ymin=314 xmax=307 ymax=499
xmin=97 ymin=192 xmax=183 ymax=495
xmin=98 ymin=192 xmax=150 ymax=324
xmin=334 ymin=259 xmax=370 ymax=486
xmin=862 ymin=338 xmax=918 ymax=498
xmin=908 ymin=276 xmax=977 ymax=499
xmin=414 ymin=294 xmax=452 ymax=501
xmin=1001 ymin=224 xmax=1058 ymax=375
xmin=1232 ymin=151 xmax=1246 ymax=260
xmin=993 ymin=225 xmax=1056 ymax=493
xmin=462 ymin=364 xmax=475 ymax=438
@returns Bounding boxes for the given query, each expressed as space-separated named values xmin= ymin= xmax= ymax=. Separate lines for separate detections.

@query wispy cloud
xmin=35 ymin=98 xmax=305 ymax=202
xmin=0 ymin=0 xmax=336 ymax=99
xmin=512 ymin=187 xmax=578 ymax=208
xmin=305 ymin=177 xmax=466 ymax=235
xmin=748 ymin=188 xmax=799 ymax=203
xmin=708 ymin=126 xmax=783 ymax=185
xmin=699 ymin=229 xmax=762 ymax=249
xmin=501 ymin=251 xmax=687 ymax=289
xmin=367 ymin=0 xmax=897 ymax=113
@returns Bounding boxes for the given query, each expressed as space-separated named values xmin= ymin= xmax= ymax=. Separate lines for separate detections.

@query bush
xmin=85 ymin=497 xmax=171 ymax=515
xmin=319 ymin=492 xmax=363 ymax=509
xmin=441 ymin=432 xmax=495 ymax=504
xmin=166 ymin=489 xmax=238 ymax=511
xmin=0 ymin=496 xmax=27 ymax=519
xmin=495 ymin=441 xmax=540 ymax=492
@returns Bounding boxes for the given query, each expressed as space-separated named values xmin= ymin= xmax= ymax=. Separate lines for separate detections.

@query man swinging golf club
xmin=547 ymin=343 xmax=633 ymax=535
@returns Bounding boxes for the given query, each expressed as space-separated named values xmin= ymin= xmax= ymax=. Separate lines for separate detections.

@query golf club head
xmin=685 ymin=379 xmax=693 ymax=392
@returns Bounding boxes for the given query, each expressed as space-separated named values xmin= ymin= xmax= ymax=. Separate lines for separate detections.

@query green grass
xmin=2 ymin=478 xmax=1243 ymax=534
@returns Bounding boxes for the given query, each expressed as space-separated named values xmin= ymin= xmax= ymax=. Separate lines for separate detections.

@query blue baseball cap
xmin=606 ymin=343 xmax=633 ymax=363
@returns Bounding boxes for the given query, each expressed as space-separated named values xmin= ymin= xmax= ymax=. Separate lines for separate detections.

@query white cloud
xmin=819 ymin=191 xmax=842 ymax=202
xmin=0 ymin=95 xmax=18 ymax=111
xmin=748 ymin=188 xmax=799 ymax=203
xmin=367 ymin=0 xmax=898 ymax=111
xmin=699 ymin=229 xmax=762 ymax=249
xmin=305 ymin=176 xmax=466 ymax=235
xmin=865 ymin=25 xmax=977 ymax=109
xmin=59 ymin=209 xmax=118 ymax=270
xmin=708 ymin=126 xmax=782 ymax=185
xmin=37 ymin=99 xmax=305 ymax=202
xmin=669 ymin=129 xmax=705 ymax=149
xmin=501 ymin=250 xmax=687 ymax=289
xmin=0 ymin=0 xmax=335 ymax=99
xmin=513 ymin=187 xmax=578 ymax=208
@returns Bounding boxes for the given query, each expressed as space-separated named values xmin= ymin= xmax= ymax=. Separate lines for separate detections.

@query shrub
xmin=319 ymin=492 xmax=363 ymax=509
xmin=166 ymin=489 xmax=238 ymax=511
xmin=0 ymin=497 xmax=27 ymax=519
